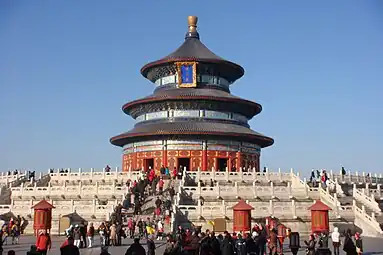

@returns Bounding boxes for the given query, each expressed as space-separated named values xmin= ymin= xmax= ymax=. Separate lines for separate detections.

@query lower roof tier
xmin=110 ymin=121 xmax=274 ymax=148
xmin=122 ymin=88 xmax=262 ymax=119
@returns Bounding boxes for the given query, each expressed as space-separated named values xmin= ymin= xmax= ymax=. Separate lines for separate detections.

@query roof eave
xmin=110 ymin=132 xmax=274 ymax=148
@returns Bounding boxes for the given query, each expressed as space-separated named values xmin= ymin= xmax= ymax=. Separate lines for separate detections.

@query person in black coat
xmin=209 ymin=232 xmax=221 ymax=255
xmin=220 ymin=231 xmax=234 ymax=255
xmin=147 ymin=235 xmax=156 ymax=255
xmin=60 ymin=237 xmax=80 ymax=255
xmin=125 ymin=238 xmax=146 ymax=255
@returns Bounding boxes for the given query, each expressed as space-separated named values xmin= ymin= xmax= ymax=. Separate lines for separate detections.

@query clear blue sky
xmin=1 ymin=1 xmax=382 ymax=174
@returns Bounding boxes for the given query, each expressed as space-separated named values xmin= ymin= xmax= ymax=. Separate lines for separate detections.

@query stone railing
xmin=332 ymin=171 xmax=383 ymax=185
xmin=49 ymin=169 xmax=141 ymax=182
xmin=367 ymin=185 xmax=383 ymax=199
xmin=328 ymin=178 xmax=345 ymax=196
xmin=181 ymin=181 xmax=316 ymax=200
xmin=0 ymin=202 xmax=115 ymax=219
xmin=353 ymin=200 xmax=383 ymax=236
xmin=183 ymin=169 xmax=294 ymax=183
xmin=353 ymin=185 xmax=381 ymax=213
xmin=11 ymin=183 xmax=127 ymax=198
xmin=0 ymin=172 xmax=27 ymax=185
xmin=177 ymin=199 xmax=320 ymax=220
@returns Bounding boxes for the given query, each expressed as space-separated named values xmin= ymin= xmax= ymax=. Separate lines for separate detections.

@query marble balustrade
xmin=331 ymin=171 xmax=383 ymax=185
xmin=180 ymin=181 xmax=319 ymax=200
xmin=176 ymin=199 xmax=341 ymax=220
xmin=0 ymin=172 xmax=27 ymax=184
xmin=11 ymin=182 xmax=128 ymax=198
xmin=49 ymin=168 xmax=141 ymax=182
xmin=183 ymin=169 xmax=294 ymax=183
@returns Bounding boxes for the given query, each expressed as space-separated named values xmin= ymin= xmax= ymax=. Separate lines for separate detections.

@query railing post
xmin=225 ymin=168 xmax=229 ymax=182
xmin=197 ymin=198 xmax=202 ymax=218
xmin=95 ymin=181 xmax=99 ymax=196
xmin=291 ymin=200 xmax=297 ymax=219
xmin=70 ymin=199 xmax=74 ymax=212
xmin=377 ymin=184 xmax=382 ymax=198
xmin=266 ymin=168 xmax=270 ymax=182
xmin=287 ymin=182 xmax=293 ymax=199
xmin=197 ymin=169 xmax=201 ymax=182
xmin=348 ymin=171 xmax=352 ymax=183
xmin=269 ymin=200 xmax=274 ymax=216
xmin=330 ymin=169 xmax=333 ymax=180
xmin=362 ymin=172 xmax=366 ymax=183
xmin=355 ymin=171 xmax=359 ymax=183
xmin=278 ymin=168 xmax=282 ymax=182
xmin=216 ymin=181 xmax=220 ymax=199
xmin=102 ymin=167 xmax=106 ymax=180
xmin=352 ymin=184 xmax=356 ymax=197
xmin=333 ymin=195 xmax=340 ymax=217
xmin=222 ymin=200 xmax=226 ymax=216
xmin=253 ymin=181 xmax=258 ymax=198
xmin=212 ymin=167 xmax=216 ymax=182
xmin=234 ymin=182 xmax=239 ymax=198
xmin=92 ymin=199 xmax=96 ymax=215
xmin=303 ymin=178 xmax=309 ymax=198
xmin=90 ymin=168 xmax=93 ymax=179
xmin=365 ymin=183 xmax=370 ymax=196
xmin=239 ymin=167 xmax=243 ymax=182
xmin=270 ymin=182 xmax=275 ymax=199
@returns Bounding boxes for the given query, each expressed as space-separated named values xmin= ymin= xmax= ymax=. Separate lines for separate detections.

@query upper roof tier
xmin=140 ymin=16 xmax=244 ymax=84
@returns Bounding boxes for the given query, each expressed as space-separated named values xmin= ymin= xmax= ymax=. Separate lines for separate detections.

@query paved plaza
xmin=1 ymin=235 xmax=383 ymax=255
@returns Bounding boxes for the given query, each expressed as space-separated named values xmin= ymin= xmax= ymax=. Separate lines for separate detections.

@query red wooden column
xmin=308 ymin=200 xmax=331 ymax=234
xmin=236 ymin=151 xmax=241 ymax=171
xmin=162 ymin=141 xmax=168 ymax=167
xmin=132 ymin=151 xmax=137 ymax=170
xmin=202 ymin=141 xmax=208 ymax=171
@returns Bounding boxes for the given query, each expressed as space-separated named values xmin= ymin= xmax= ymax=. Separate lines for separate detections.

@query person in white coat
xmin=331 ymin=227 xmax=340 ymax=255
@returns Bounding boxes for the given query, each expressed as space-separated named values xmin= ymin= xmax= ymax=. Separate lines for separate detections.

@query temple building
xmin=110 ymin=16 xmax=274 ymax=172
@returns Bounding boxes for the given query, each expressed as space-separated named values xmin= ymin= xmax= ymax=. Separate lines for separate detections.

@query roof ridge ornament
xmin=185 ymin=16 xmax=200 ymax=40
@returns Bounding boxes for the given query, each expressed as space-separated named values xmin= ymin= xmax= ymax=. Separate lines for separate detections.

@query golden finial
xmin=188 ymin=16 xmax=198 ymax=33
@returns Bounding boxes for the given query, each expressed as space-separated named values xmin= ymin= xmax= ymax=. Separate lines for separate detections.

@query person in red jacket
xmin=36 ymin=230 xmax=51 ymax=255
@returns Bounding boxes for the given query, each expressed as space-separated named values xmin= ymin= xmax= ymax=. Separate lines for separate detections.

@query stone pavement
xmin=1 ymin=235 xmax=383 ymax=255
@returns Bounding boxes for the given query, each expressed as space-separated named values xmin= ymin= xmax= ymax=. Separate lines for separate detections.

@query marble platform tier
xmin=179 ymin=181 xmax=320 ymax=200
xmin=11 ymin=182 xmax=127 ymax=200
xmin=48 ymin=168 xmax=140 ymax=183
xmin=182 ymin=168 xmax=297 ymax=184
xmin=331 ymin=170 xmax=383 ymax=185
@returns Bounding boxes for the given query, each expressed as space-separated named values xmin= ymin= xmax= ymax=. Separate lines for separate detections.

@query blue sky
xmin=1 ymin=1 xmax=382 ymax=174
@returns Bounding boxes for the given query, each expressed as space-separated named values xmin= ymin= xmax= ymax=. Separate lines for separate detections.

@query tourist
xmin=35 ymin=230 xmax=51 ymax=255
xmin=355 ymin=232 xmax=363 ymax=255
xmin=235 ymin=234 xmax=247 ymax=255
xmin=10 ymin=222 xmax=19 ymax=245
xmin=304 ymin=234 xmax=316 ymax=255
xmin=163 ymin=234 xmax=176 ymax=255
xmin=110 ymin=223 xmax=117 ymax=246
xmin=343 ymin=229 xmax=357 ymax=255
xmin=86 ymin=223 xmax=95 ymax=248
xmin=268 ymin=228 xmax=278 ymax=255
xmin=98 ymin=222 xmax=107 ymax=247
xmin=80 ymin=221 xmax=87 ymax=248
xmin=318 ymin=231 xmax=329 ymax=248
xmin=147 ymin=235 xmax=156 ymax=255
xmin=116 ymin=222 xmax=123 ymax=246
xmin=60 ymin=236 xmax=80 ymax=255
xmin=156 ymin=220 xmax=164 ymax=240
xmin=125 ymin=237 xmax=145 ymax=255
xmin=165 ymin=166 xmax=170 ymax=176
xmin=331 ymin=227 xmax=341 ymax=255
xmin=220 ymin=231 xmax=234 ymax=255
xmin=73 ymin=225 xmax=81 ymax=248
xmin=7 ymin=250 xmax=15 ymax=255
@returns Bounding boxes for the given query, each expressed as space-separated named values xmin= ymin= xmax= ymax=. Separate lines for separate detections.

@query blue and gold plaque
xmin=176 ymin=61 xmax=197 ymax=88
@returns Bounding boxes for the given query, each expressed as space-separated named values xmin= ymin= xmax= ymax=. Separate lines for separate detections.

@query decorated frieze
xmin=136 ymin=145 xmax=163 ymax=152
xmin=154 ymin=74 xmax=229 ymax=88
xmin=167 ymin=144 xmax=203 ymax=151
xmin=173 ymin=110 xmax=200 ymax=118
xmin=135 ymin=109 xmax=248 ymax=124
xmin=207 ymin=145 xmax=238 ymax=152
xmin=242 ymin=142 xmax=261 ymax=149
